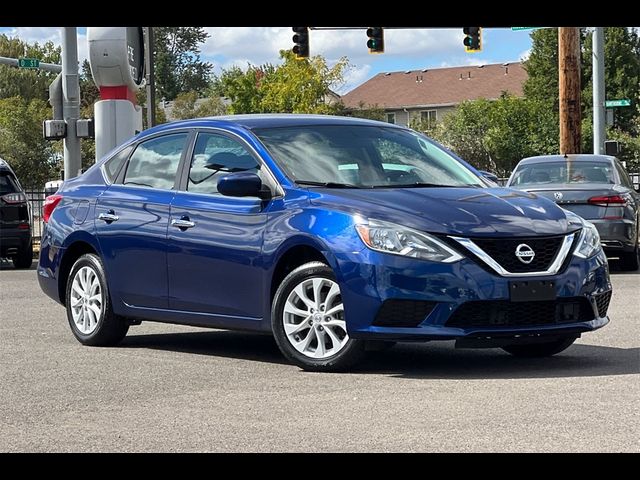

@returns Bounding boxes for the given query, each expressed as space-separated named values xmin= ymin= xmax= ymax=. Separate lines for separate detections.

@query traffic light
xmin=463 ymin=27 xmax=482 ymax=52
xmin=292 ymin=27 xmax=309 ymax=59
xmin=366 ymin=27 xmax=384 ymax=54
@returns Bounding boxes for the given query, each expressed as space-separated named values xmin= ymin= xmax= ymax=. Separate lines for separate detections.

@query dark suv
xmin=0 ymin=158 xmax=33 ymax=268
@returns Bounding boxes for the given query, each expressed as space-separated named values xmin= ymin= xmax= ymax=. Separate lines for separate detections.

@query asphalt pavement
xmin=0 ymin=260 xmax=638 ymax=452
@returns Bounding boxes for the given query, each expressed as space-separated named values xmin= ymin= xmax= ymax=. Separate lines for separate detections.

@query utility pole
xmin=61 ymin=27 xmax=82 ymax=179
xmin=558 ymin=27 xmax=582 ymax=154
xmin=592 ymin=27 xmax=606 ymax=154
xmin=144 ymin=27 xmax=156 ymax=128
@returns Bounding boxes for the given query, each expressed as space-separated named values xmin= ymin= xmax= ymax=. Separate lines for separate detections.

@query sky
xmin=0 ymin=27 xmax=534 ymax=94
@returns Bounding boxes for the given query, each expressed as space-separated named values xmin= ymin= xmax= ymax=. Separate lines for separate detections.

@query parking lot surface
xmin=1 ymin=261 xmax=638 ymax=452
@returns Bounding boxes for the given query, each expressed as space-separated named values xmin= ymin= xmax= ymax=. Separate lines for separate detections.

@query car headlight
xmin=355 ymin=220 xmax=463 ymax=263
xmin=573 ymin=221 xmax=601 ymax=258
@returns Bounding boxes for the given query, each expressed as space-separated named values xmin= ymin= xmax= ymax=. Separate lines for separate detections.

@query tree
xmin=0 ymin=96 xmax=60 ymax=189
xmin=170 ymin=91 xmax=227 ymax=120
xmin=0 ymin=34 xmax=61 ymax=102
xmin=214 ymin=50 xmax=348 ymax=114
xmin=524 ymin=27 xmax=640 ymax=153
xmin=258 ymin=50 xmax=347 ymax=114
xmin=153 ymin=27 xmax=213 ymax=101
xmin=583 ymin=27 xmax=640 ymax=132
xmin=212 ymin=65 xmax=270 ymax=114
xmin=523 ymin=28 xmax=560 ymax=110
xmin=428 ymin=95 xmax=559 ymax=176
xmin=335 ymin=101 xmax=386 ymax=121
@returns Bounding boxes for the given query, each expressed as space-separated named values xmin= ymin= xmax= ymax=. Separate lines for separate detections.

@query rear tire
xmin=271 ymin=261 xmax=366 ymax=372
xmin=501 ymin=336 xmax=576 ymax=358
xmin=65 ymin=253 xmax=128 ymax=346
xmin=620 ymin=242 xmax=639 ymax=271
xmin=12 ymin=242 xmax=33 ymax=269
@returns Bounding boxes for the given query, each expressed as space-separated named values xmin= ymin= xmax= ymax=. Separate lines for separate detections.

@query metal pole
xmin=558 ymin=27 xmax=582 ymax=154
xmin=592 ymin=27 xmax=606 ymax=155
xmin=144 ymin=27 xmax=156 ymax=128
xmin=62 ymin=27 xmax=82 ymax=179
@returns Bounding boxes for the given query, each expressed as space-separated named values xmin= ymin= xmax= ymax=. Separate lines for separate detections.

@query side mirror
xmin=217 ymin=172 xmax=272 ymax=200
xmin=479 ymin=170 xmax=500 ymax=185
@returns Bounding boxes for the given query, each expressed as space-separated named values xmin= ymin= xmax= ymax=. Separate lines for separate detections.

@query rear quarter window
xmin=0 ymin=172 xmax=19 ymax=194
xmin=103 ymin=146 xmax=133 ymax=183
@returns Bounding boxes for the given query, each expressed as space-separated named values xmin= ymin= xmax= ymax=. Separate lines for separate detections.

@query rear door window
xmin=123 ymin=133 xmax=188 ymax=190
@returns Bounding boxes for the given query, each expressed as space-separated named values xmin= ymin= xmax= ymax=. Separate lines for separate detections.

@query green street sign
xmin=605 ymin=99 xmax=631 ymax=108
xmin=511 ymin=27 xmax=542 ymax=31
xmin=18 ymin=58 xmax=40 ymax=69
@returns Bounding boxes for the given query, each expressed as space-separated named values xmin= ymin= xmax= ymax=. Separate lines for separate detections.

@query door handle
xmin=171 ymin=218 xmax=196 ymax=230
xmin=98 ymin=211 xmax=119 ymax=223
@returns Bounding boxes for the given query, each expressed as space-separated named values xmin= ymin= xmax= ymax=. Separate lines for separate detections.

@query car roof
xmin=517 ymin=154 xmax=617 ymax=165
xmin=0 ymin=157 xmax=16 ymax=174
xmin=138 ymin=114 xmax=403 ymax=139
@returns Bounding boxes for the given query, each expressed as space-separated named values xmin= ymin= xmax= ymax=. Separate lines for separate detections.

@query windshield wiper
xmin=296 ymin=180 xmax=362 ymax=188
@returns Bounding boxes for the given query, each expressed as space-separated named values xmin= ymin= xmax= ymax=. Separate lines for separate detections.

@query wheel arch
xmin=58 ymin=234 xmax=102 ymax=305
xmin=269 ymin=240 xmax=333 ymax=302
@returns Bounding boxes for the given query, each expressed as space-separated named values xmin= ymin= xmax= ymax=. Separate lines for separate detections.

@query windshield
xmin=253 ymin=125 xmax=483 ymax=188
xmin=510 ymin=161 xmax=616 ymax=187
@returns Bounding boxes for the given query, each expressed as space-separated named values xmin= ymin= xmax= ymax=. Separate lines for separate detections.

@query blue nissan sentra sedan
xmin=38 ymin=115 xmax=612 ymax=371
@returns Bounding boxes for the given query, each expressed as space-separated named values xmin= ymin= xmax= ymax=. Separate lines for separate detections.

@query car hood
xmin=309 ymin=187 xmax=581 ymax=237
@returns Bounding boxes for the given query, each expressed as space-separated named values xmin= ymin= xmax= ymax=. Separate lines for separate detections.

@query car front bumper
xmin=335 ymin=247 xmax=611 ymax=342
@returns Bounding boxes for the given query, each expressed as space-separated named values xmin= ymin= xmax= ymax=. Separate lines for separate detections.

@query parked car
xmin=44 ymin=179 xmax=64 ymax=196
xmin=0 ymin=158 xmax=33 ymax=269
xmin=507 ymin=154 xmax=640 ymax=271
xmin=37 ymin=116 xmax=612 ymax=371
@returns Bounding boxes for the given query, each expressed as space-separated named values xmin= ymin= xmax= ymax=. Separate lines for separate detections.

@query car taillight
xmin=588 ymin=195 xmax=627 ymax=207
xmin=1 ymin=192 xmax=27 ymax=204
xmin=43 ymin=194 xmax=63 ymax=223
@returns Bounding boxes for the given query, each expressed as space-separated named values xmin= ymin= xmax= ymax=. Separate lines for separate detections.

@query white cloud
xmin=1 ymin=27 xmax=88 ymax=63
xmin=339 ymin=64 xmax=371 ymax=95
xmin=519 ymin=49 xmax=531 ymax=61
xmin=202 ymin=27 xmax=464 ymax=68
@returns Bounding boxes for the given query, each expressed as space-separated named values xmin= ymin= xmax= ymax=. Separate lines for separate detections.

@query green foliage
xmin=525 ymin=27 xmax=640 ymax=151
xmin=153 ymin=27 xmax=213 ymax=101
xmin=339 ymin=101 xmax=386 ymax=121
xmin=170 ymin=91 xmax=227 ymax=120
xmin=523 ymin=28 xmax=560 ymax=110
xmin=583 ymin=27 xmax=640 ymax=132
xmin=0 ymin=34 xmax=61 ymax=102
xmin=429 ymin=95 xmax=559 ymax=177
xmin=0 ymin=96 xmax=60 ymax=188
xmin=214 ymin=50 xmax=348 ymax=114
xmin=608 ymin=127 xmax=640 ymax=171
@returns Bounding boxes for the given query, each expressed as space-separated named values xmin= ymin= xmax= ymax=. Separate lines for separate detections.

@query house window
xmin=386 ymin=113 xmax=396 ymax=124
xmin=420 ymin=110 xmax=437 ymax=128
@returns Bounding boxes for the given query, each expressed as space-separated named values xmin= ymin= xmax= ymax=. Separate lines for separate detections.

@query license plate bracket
xmin=509 ymin=280 xmax=556 ymax=302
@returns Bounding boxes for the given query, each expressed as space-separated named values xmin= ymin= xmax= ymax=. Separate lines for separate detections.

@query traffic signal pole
xmin=144 ymin=27 xmax=156 ymax=128
xmin=61 ymin=27 xmax=82 ymax=180
xmin=592 ymin=27 xmax=606 ymax=155
xmin=558 ymin=27 xmax=581 ymax=154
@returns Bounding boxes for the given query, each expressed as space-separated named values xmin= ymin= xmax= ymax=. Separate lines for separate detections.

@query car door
xmin=167 ymin=130 xmax=272 ymax=319
xmin=96 ymin=131 xmax=190 ymax=309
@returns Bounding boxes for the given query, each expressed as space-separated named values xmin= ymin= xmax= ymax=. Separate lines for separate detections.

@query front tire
xmin=65 ymin=253 xmax=128 ymax=346
xmin=271 ymin=261 xmax=366 ymax=372
xmin=12 ymin=242 xmax=33 ymax=269
xmin=501 ymin=336 xmax=576 ymax=358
